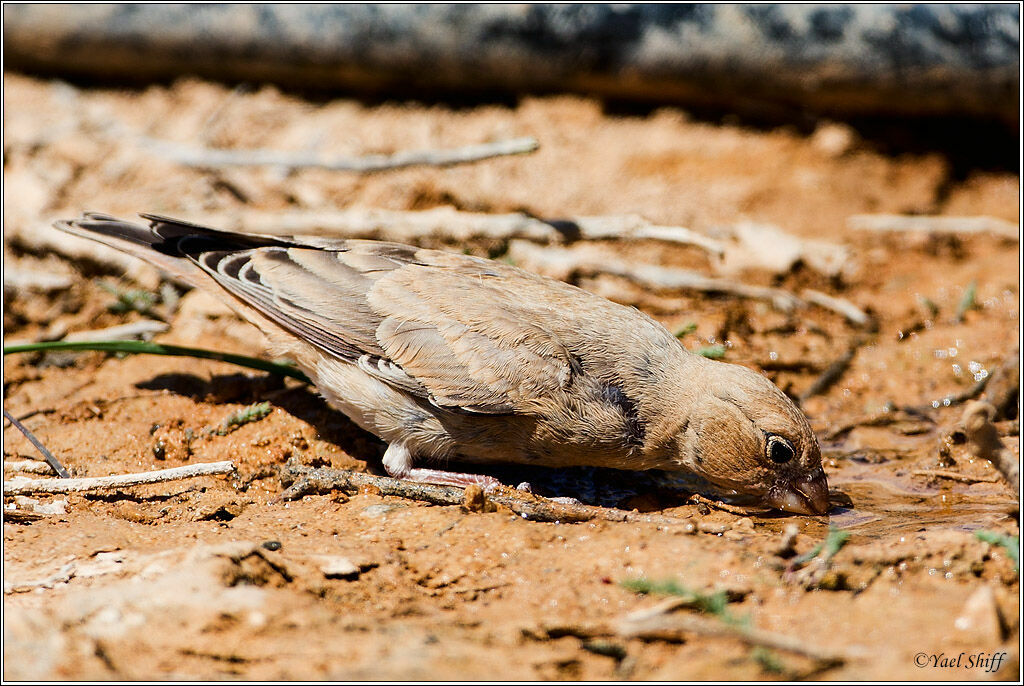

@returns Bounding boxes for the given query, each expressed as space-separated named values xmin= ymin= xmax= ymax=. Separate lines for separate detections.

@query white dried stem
xmin=2 ymin=267 xmax=74 ymax=294
xmin=3 ymin=461 xmax=235 ymax=495
xmin=3 ymin=460 xmax=56 ymax=476
xmin=801 ymin=289 xmax=873 ymax=328
xmin=847 ymin=214 xmax=1019 ymax=240
xmin=198 ymin=207 xmax=725 ymax=254
xmin=508 ymin=240 xmax=805 ymax=311
xmin=4 ymin=320 xmax=169 ymax=348
xmin=142 ymin=136 xmax=539 ymax=172
xmin=618 ymin=613 xmax=849 ymax=664
xmin=62 ymin=320 xmax=169 ymax=342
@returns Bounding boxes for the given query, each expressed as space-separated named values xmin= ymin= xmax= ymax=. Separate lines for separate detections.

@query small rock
xmin=317 ymin=555 xmax=360 ymax=579
xmin=697 ymin=521 xmax=731 ymax=535
xmin=732 ymin=517 xmax=755 ymax=532
xmin=314 ymin=554 xmax=378 ymax=580
xmin=954 ymin=585 xmax=1005 ymax=642
xmin=32 ymin=499 xmax=68 ymax=516
xmin=811 ymin=121 xmax=857 ymax=157
xmin=724 ymin=516 xmax=756 ymax=539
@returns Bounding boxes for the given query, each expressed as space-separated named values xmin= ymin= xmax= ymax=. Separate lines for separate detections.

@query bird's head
xmin=671 ymin=357 xmax=829 ymax=515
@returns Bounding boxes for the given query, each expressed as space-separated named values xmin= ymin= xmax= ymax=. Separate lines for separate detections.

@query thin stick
xmin=63 ymin=320 xmax=169 ymax=343
xmin=911 ymin=469 xmax=1000 ymax=484
xmin=2 ymin=409 xmax=69 ymax=478
xmin=3 ymin=461 xmax=235 ymax=495
xmin=280 ymin=465 xmax=690 ymax=525
xmin=618 ymin=613 xmax=848 ymax=665
xmin=824 ymin=410 xmax=933 ymax=440
xmin=2 ymin=267 xmax=73 ymax=294
xmin=3 ymin=509 xmax=46 ymax=524
xmin=198 ymin=207 xmax=726 ymax=254
xmin=688 ymin=492 xmax=766 ymax=516
xmin=960 ymin=401 xmax=1019 ymax=496
xmin=508 ymin=241 xmax=805 ymax=311
xmin=799 ymin=337 xmax=864 ymax=402
xmin=907 ymin=374 xmax=993 ymax=414
xmin=5 ymin=320 xmax=171 ymax=349
xmin=847 ymin=214 xmax=1019 ymax=240
xmin=3 ymin=340 xmax=311 ymax=384
xmin=3 ymin=460 xmax=57 ymax=475
xmin=143 ymin=136 xmax=539 ymax=172
xmin=981 ymin=351 xmax=1020 ymax=420
xmin=568 ymin=215 xmax=725 ymax=254
xmin=903 ymin=350 xmax=1018 ymax=416
xmin=800 ymin=289 xmax=874 ymax=329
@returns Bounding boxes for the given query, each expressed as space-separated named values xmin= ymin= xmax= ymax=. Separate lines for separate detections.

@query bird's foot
xmin=382 ymin=443 xmax=504 ymax=492
xmin=403 ymin=467 xmax=504 ymax=493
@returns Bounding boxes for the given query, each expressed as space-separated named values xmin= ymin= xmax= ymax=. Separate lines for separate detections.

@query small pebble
xmin=317 ymin=555 xmax=360 ymax=579
xmin=697 ymin=521 xmax=731 ymax=535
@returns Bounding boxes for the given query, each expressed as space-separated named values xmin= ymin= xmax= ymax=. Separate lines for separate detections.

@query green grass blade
xmin=3 ymin=340 xmax=311 ymax=384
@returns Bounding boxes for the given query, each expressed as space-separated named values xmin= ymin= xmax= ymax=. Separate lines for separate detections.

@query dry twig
xmin=847 ymin=214 xmax=1019 ymax=240
xmin=508 ymin=241 xmax=805 ymax=311
xmin=2 ymin=267 xmax=73 ymax=294
xmin=3 ymin=461 xmax=235 ymax=495
xmin=143 ymin=136 xmax=539 ymax=172
xmin=800 ymin=289 xmax=874 ymax=329
xmin=63 ymin=320 xmax=169 ymax=343
xmin=280 ymin=464 xmax=690 ymax=525
xmin=905 ymin=351 xmax=1017 ymax=416
xmin=617 ymin=613 xmax=847 ymax=665
xmin=6 ymin=320 xmax=171 ymax=349
xmin=910 ymin=469 xmax=1001 ymax=484
xmin=959 ymin=401 xmax=1019 ymax=496
xmin=824 ymin=407 xmax=933 ymax=440
xmin=799 ymin=337 xmax=865 ymax=402
xmin=980 ymin=351 xmax=1020 ymax=420
xmin=200 ymin=207 xmax=725 ymax=254
xmin=688 ymin=492 xmax=766 ymax=516
xmin=2 ymin=508 xmax=46 ymax=523
xmin=2 ymin=460 xmax=57 ymax=476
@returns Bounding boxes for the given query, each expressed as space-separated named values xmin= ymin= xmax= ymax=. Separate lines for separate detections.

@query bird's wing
xmin=163 ymin=223 xmax=583 ymax=415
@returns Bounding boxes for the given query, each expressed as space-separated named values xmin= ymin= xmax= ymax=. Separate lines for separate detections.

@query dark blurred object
xmin=3 ymin=4 xmax=1018 ymax=123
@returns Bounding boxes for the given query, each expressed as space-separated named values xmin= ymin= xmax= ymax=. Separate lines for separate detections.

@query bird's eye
xmin=766 ymin=435 xmax=795 ymax=464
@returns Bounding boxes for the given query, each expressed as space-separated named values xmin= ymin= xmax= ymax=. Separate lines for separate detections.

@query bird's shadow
xmin=135 ymin=371 xmax=819 ymax=512
xmin=136 ymin=372 xmax=385 ymax=463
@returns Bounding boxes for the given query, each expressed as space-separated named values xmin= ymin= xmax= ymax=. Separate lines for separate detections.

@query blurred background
xmin=5 ymin=4 xmax=1020 ymax=161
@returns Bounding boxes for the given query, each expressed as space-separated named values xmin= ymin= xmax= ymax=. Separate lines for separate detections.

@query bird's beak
xmin=765 ymin=469 xmax=830 ymax=515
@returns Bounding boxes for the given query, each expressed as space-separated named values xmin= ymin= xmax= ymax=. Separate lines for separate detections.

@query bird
xmin=55 ymin=213 xmax=830 ymax=515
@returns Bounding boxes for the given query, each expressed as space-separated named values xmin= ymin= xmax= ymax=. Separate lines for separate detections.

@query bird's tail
xmin=53 ymin=212 xmax=279 ymax=287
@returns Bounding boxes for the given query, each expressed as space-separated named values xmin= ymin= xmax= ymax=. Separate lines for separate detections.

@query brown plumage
xmin=55 ymin=213 xmax=830 ymax=514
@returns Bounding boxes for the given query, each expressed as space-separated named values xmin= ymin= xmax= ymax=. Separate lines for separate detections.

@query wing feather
xmin=181 ymin=238 xmax=577 ymax=415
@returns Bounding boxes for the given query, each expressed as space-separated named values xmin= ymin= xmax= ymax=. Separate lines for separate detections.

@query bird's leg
xmin=382 ymin=442 xmax=504 ymax=492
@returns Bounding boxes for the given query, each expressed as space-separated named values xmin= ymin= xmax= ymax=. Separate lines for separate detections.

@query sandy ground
xmin=2 ymin=72 xmax=1020 ymax=680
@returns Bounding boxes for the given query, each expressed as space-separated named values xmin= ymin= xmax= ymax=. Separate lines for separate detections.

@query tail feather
xmin=53 ymin=213 xmax=294 ymax=285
